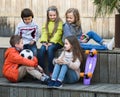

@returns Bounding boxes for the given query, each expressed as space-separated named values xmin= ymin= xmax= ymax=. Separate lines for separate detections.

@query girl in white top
xmin=48 ymin=35 xmax=84 ymax=87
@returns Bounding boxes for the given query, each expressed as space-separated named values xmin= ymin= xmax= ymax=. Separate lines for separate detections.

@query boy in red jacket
xmin=2 ymin=35 xmax=49 ymax=83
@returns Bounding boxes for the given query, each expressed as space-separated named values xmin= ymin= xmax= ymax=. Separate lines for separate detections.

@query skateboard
xmin=80 ymin=49 xmax=97 ymax=85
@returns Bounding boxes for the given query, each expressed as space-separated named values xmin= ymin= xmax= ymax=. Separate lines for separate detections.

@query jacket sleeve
xmin=8 ymin=51 xmax=38 ymax=67
xmin=53 ymin=51 xmax=64 ymax=64
xmin=68 ymin=58 xmax=81 ymax=70
xmin=50 ymin=22 xmax=63 ymax=44
xmin=14 ymin=25 xmax=19 ymax=35
xmin=40 ymin=24 xmax=48 ymax=43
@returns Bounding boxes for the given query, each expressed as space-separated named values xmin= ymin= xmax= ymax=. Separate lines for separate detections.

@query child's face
xmin=66 ymin=12 xmax=75 ymax=24
xmin=23 ymin=16 xmax=33 ymax=24
xmin=15 ymin=39 xmax=24 ymax=50
xmin=48 ymin=11 xmax=57 ymax=22
xmin=64 ymin=39 xmax=72 ymax=51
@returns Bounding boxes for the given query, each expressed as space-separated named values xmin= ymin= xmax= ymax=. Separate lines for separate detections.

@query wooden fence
xmin=0 ymin=0 xmax=115 ymax=38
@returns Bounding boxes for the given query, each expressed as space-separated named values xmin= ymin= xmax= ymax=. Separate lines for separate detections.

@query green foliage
xmin=93 ymin=0 xmax=120 ymax=18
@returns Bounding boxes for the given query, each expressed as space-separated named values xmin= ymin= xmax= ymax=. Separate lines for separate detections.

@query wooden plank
xmin=99 ymin=53 xmax=108 ymax=83
xmin=80 ymin=0 xmax=88 ymax=17
xmin=102 ymin=18 xmax=109 ymax=38
xmin=0 ymin=86 xmax=10 ymax=97
xmin=5 ymin=0 xmax=11 ymax=16
xmin=70 ymin=91 xmax=80 ymax=97
xmin=18 ymin=88 xmax=27 ymax=97
xmin=0 ymin=0 xmax=5 ymax=16
xmin=96 ymin=18 xmax=103 ymax=37
xmin=11 ymin=0 xmax=16 ymax=17
xmin=26 ymin=88 xmax=36 ymax=97
xmin=44 ymin=89 xmax=53 ymax=97
xmin=24 ymin=0 xmax=32 ymax=8
xmin=10 ymin=87 xmax=19 ymax=97
xmin=48 ymin=0 xmax=57 ymax=6
xmin=0 ymin=48 xmax=6 ymax=77
xmin=81 ymin=18 xmax=91 ymax=33
xmin=79 ymin=92 xmax=94 ymax=97
xmin=96 ymin=94 xmax=108 ymax=97
xmin=70 ymin=0 xmax=77 ymax=8
xmin=88 ymin=0 xmax=94 ymax=17
xmin=31 ymin=0 xmax=38 ymax=16
xmin=61 ymin=90 xmax=71 ymax=97
xmin=52 ymin=89 xmax=62 ymax=97
xmin=108 ymin=54 xmax=117 ymax=83
xmin=92 ymin=51 xmax=100 ymax=83
xmin=117 ymin=54 xmax=120 ymax=84
xmin=108 ymin=94 xmax=117 ymax=97
xmin=34 ymin=89 xmax=44 ymax=97
xmin=109 ymin=18 xmax=115 ymax=38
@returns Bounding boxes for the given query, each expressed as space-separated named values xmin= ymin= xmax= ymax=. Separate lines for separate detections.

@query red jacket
xmin=2 ymin=47 xmax=38 ymax=82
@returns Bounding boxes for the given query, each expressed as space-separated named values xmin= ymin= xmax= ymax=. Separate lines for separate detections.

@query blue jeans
xmin=80 ymin=31 xmax=107 ymax=50
xmin=24 ymin=42 xmax=37 ymax=56
xmin=52 ymin=64 xmax=79 ymax=84
xmin=38 ymin=43 xmax=62 ymax=73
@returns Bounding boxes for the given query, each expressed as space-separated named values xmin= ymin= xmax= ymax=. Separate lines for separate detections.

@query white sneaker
xmin=107 ymin=37 xmax=115 ymax=50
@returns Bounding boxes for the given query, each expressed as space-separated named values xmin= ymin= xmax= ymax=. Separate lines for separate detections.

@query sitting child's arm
xmin=37 ymin=65 xmax=44 ymax=73
xmin=9 ymin=51 xmax=38 ymax=67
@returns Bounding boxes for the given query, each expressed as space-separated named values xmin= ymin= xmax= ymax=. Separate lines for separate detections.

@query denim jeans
xmin=80 ymin=31 xmax=107 ymax=50
xmin=52 ymin=64 xmax=79 ymax=84
xmin=38 ymin=43 xmax=62 ymax=73
xmin=23 ymin=42 xmax=37 ymax=56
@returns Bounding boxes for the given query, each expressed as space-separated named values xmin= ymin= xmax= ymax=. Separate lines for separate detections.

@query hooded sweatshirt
xmin=15 ymin=20 xmax=40 ymax=45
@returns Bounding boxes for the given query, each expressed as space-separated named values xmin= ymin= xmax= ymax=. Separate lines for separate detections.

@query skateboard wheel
xmin=80 ymin=72 xmax=84 ymax=77
xmin=87 ymin=72 xmax=93 ymax=78
xmin=93 ymin=50 xmax=97 ymax=55
xmin=85 ymin=50 xmax=90 ymax=54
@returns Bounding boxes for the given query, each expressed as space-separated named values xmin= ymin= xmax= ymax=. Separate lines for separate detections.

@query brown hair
xmin=21 ymin=8 xmax=34 ymax=19
xmin=65 ymin=35 xmax=84 ymax=62
xmin=46 ymin=5 xmax=62 ymax=41
xmin=65 ymin=8 xmax=81 ymax=29
xmin=10 ymin=35 xmax=22 ymax=47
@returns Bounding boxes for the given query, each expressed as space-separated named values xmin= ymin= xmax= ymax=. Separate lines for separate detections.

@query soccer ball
xmin=20 ymin=49 xmax=33 ymax=60
xmin=80 ymin=34 xmax=89 ymax=43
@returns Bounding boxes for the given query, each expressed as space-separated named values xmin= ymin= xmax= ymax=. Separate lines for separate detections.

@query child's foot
xmin=48 ymin=80 xmax=55 ymax=86
xmin=40 ymin=75 xmax=50 ymax=85
xmin=42 ymin=73 xmax=50 ymax=79
xmin=107 ymin=37 xmax=115 ymax=50
xmin=54 ymin=80 xmax=63 ymax=87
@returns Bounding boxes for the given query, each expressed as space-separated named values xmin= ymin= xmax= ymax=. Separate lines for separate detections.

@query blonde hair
xmin=65 ymin=8 xmax=81 ymax=29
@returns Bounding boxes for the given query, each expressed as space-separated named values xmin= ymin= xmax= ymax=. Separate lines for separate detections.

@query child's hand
xmin=46 ymin=43 xmax=52 ymax=50
xmin=56 ymin=59 xmax=65 ymax=65
xmin=48 ymin=43 xmax=52 ymax=46
xmin=42 ymin=43 xmax=48 ymax=50
xmin=30 ymin=40 xmax=35 ymax=45
xmin=80 ymin=34 xmax=89 ymax=43
xmin=37 ymin=65 xmax=44 ymax=73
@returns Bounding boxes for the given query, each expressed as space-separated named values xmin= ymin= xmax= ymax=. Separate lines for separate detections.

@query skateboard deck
xmin=80 ymin=49 xmax=97 ymax=85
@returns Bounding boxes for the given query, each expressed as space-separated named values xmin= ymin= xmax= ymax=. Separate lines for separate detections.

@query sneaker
xmin=48 ymin=80 xmax=55 ymax=86
xmin=54 ymin=80 xmax=63 ymax=87
xmin=107 ymin=37 xmax=115 ymax=50
xmin=42 ymin=73 xmax=50 ymax=79
xmin=40 ymin=75 xmax=50 ymax=85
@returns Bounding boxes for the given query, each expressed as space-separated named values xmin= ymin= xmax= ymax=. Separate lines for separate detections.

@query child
xmin=62 ymin=8 xmax=114 ymax=50
xmin=48 ymin=36 xmax=84 ymax=87
xmin=15 ymin=8 xmax=40 ymax=56
xmin=2 ymin=35 xmax=49 ymax=84
xmin=38 ymin=6 xmax=63 ymax=75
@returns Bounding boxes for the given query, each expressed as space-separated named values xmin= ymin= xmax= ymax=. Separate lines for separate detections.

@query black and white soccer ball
xmin=20 ymin=49 xmax=33 ymax=60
